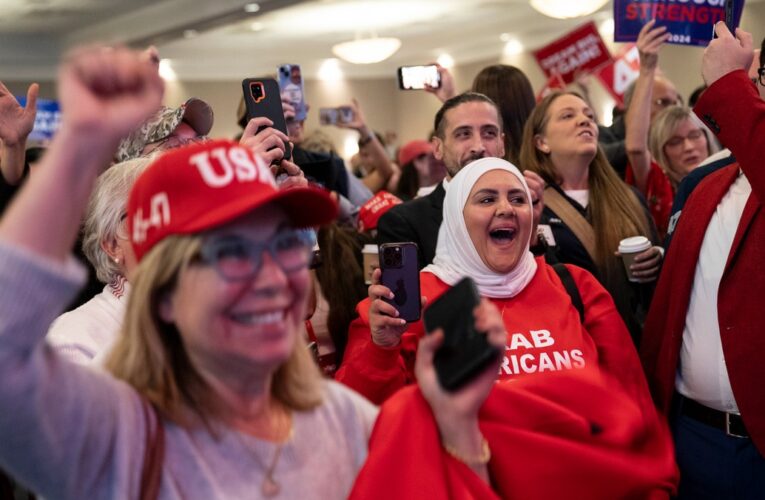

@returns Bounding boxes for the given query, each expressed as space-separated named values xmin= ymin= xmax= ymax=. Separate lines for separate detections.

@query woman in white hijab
xmin=337 ymin=157 xmax=654 ymax=416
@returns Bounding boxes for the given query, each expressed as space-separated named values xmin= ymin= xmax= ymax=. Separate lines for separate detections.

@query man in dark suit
xmin=377 ymin=92 xmax=523 ymax=268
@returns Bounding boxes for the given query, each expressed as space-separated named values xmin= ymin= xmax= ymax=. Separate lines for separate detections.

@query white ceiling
xmin=0 ymin=0 xmax=753 ymax=82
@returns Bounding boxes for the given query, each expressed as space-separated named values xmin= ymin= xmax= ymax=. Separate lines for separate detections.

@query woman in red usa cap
xmin=0 ymin=44 xmax=512 ymax=499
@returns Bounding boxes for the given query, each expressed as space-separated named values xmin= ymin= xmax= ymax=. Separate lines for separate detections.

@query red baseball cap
xmin=127 ymin=139 xmax=338 ymax=261
xmin=358 ymin=190 xmax=402 ymax=232
xmin=397 ymin=139 xmax=432 ymax=167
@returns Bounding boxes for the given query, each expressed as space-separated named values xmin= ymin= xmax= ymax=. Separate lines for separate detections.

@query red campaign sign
xmin=536 ymin=72 xmax=567 ymax=103
xmin=533 ymin=21 xmax=613 ymax=85
xmin=594 ymin=45 xmax=640 ymax=106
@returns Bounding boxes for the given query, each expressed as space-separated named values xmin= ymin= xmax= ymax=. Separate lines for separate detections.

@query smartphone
xmin=277 ymin=64 xmax=307 ymax=122
xmin=241 ymin=78 xmax=292 ymax=162
xmin=397 ymin=65 xmax=441 ymax=90
xmin=379 ymin=242 xmax=421 ymax=322
xmin=713 ymin=0 xmax=735 ymax=39
xmin=319 ymin=106 xmax=354 ymax=126
xmin=423 ymin=277 xmax=502 ymax=392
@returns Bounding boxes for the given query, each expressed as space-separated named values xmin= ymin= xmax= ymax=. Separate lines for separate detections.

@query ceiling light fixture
xmin=318 ymin=58 xmax=344 ymax=82
xmin=529 ymin=0 xmax=609 ymax=19
xmin=332 ymin=36 xmax=401 ymax=65
xmin=437 ymin=54 xmax=455 ymax=69
xmin=244 ymin=3 xmax=260 ymax=13
xmin=503 ymin=39 xmax=524 ymax=56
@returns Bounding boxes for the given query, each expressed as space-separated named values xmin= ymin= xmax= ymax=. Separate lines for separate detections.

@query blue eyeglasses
xmin=199 ymin=229 xmax=316 ymax=281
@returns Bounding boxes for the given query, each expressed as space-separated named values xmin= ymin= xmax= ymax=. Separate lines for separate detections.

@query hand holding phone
xmin=319 ymin=105 xmax=356 ymax=126
xmin=367 ymin=267 xmax=409 ymax=348
xmin=423 ymin=277 xmax=503 ymax=392
xmin=379 ymin=242 xmax=421 ymax=323
xmin=277 ymin=64 xmax=307 ymax=121
xmin=241 ymin=78 xmax=292 ymax=163
xmin=398 ymin=65 xmax=442 ymax=90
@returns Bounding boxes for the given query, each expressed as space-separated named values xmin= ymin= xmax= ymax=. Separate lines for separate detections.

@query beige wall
xmin=5 ymin=2 xmax=764 ymax=158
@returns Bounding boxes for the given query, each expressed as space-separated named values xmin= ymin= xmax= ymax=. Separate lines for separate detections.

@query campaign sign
xmin=533 ymin=22 xmax=613 ymax=85
xmin=595 ymin=45 xmax=641 ymax=105
xmin=17 ymin=97 xmax=61 ymax=142
xmin=614 ymin=0 xmax=745 ymax=47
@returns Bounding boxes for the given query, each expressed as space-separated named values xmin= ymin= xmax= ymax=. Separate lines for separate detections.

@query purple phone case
xmin=380 ymin=242 xmax=421 ymax=322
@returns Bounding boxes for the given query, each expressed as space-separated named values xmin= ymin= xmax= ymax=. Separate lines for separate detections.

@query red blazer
xmin=641 ymin=70 xmax=765 ymax=454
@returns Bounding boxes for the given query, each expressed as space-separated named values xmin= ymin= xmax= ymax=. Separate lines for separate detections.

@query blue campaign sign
xmin=614 ymin=0 xmax=745 ymax=47
xmin=17 ymin=97 xmax=61 ymax=142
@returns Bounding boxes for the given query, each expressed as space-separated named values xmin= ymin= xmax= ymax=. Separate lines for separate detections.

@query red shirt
xmin=336 ymin=257 xmax=653 ymax=416
xmin=625 ymin=161 xmax=674 ymax=240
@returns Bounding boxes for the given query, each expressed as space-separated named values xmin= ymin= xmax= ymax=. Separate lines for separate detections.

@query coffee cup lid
xmin=618 ymin=236 xmax=651 ymax=253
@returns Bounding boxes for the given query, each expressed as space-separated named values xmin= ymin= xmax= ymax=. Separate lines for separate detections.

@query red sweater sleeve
xmin=334 ymin=298 xmax=415 ymax=405
xmin=567 ymin=265 xmax=657 ymax=418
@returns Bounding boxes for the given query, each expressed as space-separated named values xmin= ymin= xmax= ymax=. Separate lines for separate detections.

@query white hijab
xmin=423 ymin=157 xmax=538 ymax=298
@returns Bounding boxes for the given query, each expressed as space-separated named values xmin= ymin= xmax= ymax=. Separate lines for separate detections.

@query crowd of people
xmin=0 ymin=18 xmax=762 ymax=500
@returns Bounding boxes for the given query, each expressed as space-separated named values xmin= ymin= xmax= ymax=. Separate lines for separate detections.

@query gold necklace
xmin=238 ymin=411 xmax=294 ymax=498
xmin=259 ymin=424 xmax=294 ymax=498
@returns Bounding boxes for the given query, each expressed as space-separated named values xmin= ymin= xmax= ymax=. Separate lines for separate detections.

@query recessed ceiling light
xmin=244 ymin=3 xmax=260 ymax=13
xmin=250 ymin=22 xmax=264 ymax=31
xmin=437 ymin=54 xmax=455 ymax=69
xmin=503 ymin=39 xmax=524 ymax=56
xmin=183 ymin=29 xmax=198 ymax=38
xmin=318 ymin=58 xmax=344 ymax=82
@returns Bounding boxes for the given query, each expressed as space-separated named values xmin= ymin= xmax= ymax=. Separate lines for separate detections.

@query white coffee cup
xmin=618 ymin=236 xmax=652 ymax=282
xmin=362 ymin=244 xmax=379 ymax=285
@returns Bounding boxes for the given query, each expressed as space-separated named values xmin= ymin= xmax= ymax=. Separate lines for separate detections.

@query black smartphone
xmin=379 ymin=242 xmax=421 ymax=322
xmin=423 ymin=277 xmax=501 ymax=392
xmin=713 ymin=0 xmax=734 ymax=39
xmin=277 ymin=64 xmax=307 ymax=122
xmin=397 ymin=65 xmax=441 ymax=90
xmin=241 ymin=78 xmax=292 ymax=162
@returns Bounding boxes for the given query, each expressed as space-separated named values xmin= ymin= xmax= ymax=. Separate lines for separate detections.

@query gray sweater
xmin=0 ymin=241 xmax=378 ymax=499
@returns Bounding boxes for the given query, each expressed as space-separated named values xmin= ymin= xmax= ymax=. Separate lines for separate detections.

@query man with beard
xmin=377 ymin=92 xmax=542 ymax=268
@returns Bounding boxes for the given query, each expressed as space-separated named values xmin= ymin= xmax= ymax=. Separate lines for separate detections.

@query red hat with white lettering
xmin=127 ymin=139 xmax=338 ymax=261
xmin=358 ymin=190 xmax=402 ymax=232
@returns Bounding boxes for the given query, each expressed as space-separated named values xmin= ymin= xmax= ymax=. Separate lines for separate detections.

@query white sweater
xmin=46 ymin=281 xmax=128 ymax=365
xmin=0 ymin=241 xmax=378 ymax=499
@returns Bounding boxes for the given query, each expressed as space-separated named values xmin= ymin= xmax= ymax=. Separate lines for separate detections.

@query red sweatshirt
xmin=336 ymin=257 xmax=654 ymax=416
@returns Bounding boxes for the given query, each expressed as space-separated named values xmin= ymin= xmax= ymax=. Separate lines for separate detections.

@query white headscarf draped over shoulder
xmin=423 ymin=157 xmax=538 ymax=298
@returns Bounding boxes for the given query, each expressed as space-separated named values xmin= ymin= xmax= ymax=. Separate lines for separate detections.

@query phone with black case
xmin=423 ymin=277 xmax=502 ymax=392
xmin=379 ymin=242 xmax=421 ymax=322
xmin=241 ymin=78 xmax=292 ymax=162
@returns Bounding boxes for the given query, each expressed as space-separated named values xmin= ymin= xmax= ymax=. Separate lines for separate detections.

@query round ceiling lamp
xmin=332 ymin=37 xmax=402 ymax=64
xmin=529 ymin=0 xmax=609 ymax=19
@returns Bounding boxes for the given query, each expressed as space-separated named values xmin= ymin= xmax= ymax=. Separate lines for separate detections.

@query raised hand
xmin=703 ymin=23 xmax=754 ymax=85
xmin=367 ymin=268 xmax=410 ymax=348
xmin=425 ymin=64 xmax=457 ymax=103
xmin=239 ymin=116 xmax=289 ymax=165
xmin=636 ymin=19 xmax=670 ymax=73
xmin=58 ymin=45 xmax=164 ymax=144
xmin=0 ymin=81 xmax=38 ymax=147
xmin=415 ymin=298 xmax=505 ymax=481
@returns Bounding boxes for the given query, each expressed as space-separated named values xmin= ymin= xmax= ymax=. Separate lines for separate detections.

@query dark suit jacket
xmin=641 ymin=70 xmax=765 ymax=454
xmin=375 ymin=182 xmax=445 ymax=269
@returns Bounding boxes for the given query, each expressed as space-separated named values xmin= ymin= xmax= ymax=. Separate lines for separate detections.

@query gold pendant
xmin=261 ymin=476 xmax=280 ymax=497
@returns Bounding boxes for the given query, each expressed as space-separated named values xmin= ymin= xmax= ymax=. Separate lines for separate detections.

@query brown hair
xmin=314 ymin=223 xmax=370 ymax=364
xmin=105 ymin=234 xmax=323 ymax=428
xmin=471 ymin=65 xmax=535 ymax=165
xmin=519 ymin=91 xmax=651 ymax=275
